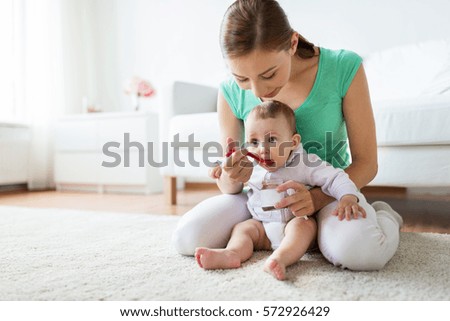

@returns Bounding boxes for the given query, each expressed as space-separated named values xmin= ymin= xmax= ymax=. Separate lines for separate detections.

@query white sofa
xmin=161 ymin=39 xmax=450 ymax=204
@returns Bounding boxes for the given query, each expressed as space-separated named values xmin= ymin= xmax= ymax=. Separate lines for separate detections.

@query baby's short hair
xmin=249 ymin=100 xmax=297 ymax=134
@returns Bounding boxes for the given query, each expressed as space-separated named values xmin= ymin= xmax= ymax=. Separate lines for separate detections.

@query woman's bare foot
xmin=194 ymin=248 xmax=241 ymax=270
xmin=263 ymin=258 xmax=286 ymax=280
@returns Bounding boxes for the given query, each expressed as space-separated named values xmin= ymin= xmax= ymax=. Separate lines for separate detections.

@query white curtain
xmin=19 ymin=0 xmax=65 ymax=189
xmin=11 ymin=0 xmax=99 ymax=190
xmin=1 ymin=0 xmax=118 ymax=190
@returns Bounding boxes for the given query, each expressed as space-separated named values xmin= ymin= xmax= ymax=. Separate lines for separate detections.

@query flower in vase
xmin=124 ymin=76 xmax=156 ymax=110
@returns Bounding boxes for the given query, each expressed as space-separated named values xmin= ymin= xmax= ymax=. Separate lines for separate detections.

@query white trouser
xmin=171 ymin=192 xmax=400 ymax=271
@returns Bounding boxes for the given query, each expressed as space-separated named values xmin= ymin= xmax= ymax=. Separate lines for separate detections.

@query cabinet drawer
xmin=53 ymin=112 xmax=162 ymax=193
xmin=54 ymin=152 xmax=100 ymax=183
xmin=98 ymin=118 xmax=148 ymax=150
xmin=55 ymin=121 xmax=97 ymax=151
xmin=99 ymin=151 xmax=147 ymax=185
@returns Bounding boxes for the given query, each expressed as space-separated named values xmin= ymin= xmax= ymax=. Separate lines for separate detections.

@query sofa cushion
xmin=373 ymin=96 xmax=450 ymax=146
xmin=364 ymin=39 xmax=450 ymax=101
xmin=168 ymin=100 xmax=450 ymax=149
xmin=169 ymin=112 xmax=221 ymax=148
xmin=371 ymin=145 xmax=450 ymax=187
xmin=421 ymin=59 xmax=450 ymax=96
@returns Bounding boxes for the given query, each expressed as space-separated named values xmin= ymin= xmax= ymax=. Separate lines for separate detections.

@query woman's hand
xmin=274 ymin=180 xmax=316 ymax=217
xmin=332 ymin=195 xmax=367 ymax=221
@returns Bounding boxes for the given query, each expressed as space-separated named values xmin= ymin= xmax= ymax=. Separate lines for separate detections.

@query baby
xmin=195 ymin=100 xmax=365 ymax=280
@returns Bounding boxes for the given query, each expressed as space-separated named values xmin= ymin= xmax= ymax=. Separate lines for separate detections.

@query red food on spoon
xmin=225 ymin=148 xmax=275 ymax=166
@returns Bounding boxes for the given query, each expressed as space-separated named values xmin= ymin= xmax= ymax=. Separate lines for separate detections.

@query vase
xmin=130 ymin=93 xmax=140 ymax=111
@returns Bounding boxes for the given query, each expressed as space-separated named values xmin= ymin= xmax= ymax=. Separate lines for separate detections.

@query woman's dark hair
xmin=220 ymin=0 xmax=315 ymax=59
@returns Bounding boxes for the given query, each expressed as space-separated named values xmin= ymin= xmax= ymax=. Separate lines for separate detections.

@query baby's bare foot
xmin=264 ymin=258 xmax=286 ymax=280
xmin=194 ymin=247 xmax=241 ymax=270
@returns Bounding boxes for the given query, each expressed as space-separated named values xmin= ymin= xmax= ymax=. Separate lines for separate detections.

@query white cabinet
xmin=54 ymin=111 xmax=162 ymax=194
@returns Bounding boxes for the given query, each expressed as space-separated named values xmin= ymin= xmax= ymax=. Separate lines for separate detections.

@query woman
xmin=172 ymin=0 xmax=402 ymax=270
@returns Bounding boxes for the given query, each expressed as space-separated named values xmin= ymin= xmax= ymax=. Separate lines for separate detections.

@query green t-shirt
xmin=220 ymin=47 xmax=362 ymax=169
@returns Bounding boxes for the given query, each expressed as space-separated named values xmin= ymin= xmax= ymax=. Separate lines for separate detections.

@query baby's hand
xmin=332 ymin=195 xmax=367 ymax=221
xmin=208 ymin=164 xmax=223 ymax=179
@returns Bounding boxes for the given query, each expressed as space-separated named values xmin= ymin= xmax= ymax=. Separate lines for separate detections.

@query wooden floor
xmin=0 ymin=184 xmax=449 ymax=234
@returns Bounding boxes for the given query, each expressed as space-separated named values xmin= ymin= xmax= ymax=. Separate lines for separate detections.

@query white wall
xmin=114 ymin=0 xmax=234 ymax=112
xmin=280 ymin=0 xmax=450 ymax=55
xmin=84 ymin=0 xmax=450 ymax=113
xmin=59 ymin=0 xmax=120 ymax=115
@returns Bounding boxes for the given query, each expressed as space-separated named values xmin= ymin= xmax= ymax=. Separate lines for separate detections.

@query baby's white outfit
xmin=247 ymin=144 xmax=359 ymax=249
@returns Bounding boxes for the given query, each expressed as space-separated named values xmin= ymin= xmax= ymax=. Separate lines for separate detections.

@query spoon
xmin=225 ymin=148 xmax=275 ymax=166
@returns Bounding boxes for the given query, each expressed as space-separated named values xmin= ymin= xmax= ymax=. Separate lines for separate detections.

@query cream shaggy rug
xmin=1 ymin=206 xmax=449 ymax=301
